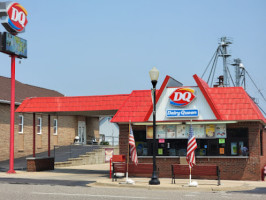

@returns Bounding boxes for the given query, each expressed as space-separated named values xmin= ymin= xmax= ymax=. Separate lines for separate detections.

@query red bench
xmin=112 ymin=163 xmax=158 ymax=181
xmin=171 ymin=164 xmax=221 ymax=186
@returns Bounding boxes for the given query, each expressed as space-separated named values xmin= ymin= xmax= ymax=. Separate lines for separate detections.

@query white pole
xmin=189 ymin=167 xmax=191 ymax=184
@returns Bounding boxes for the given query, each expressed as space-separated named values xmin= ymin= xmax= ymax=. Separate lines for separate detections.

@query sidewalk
xmin=0 ymin=163 xmax=265 ymax=192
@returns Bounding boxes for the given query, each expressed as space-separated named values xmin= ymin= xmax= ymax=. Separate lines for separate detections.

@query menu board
xmin=146 ymin=126 xmax=153 ymax=139
xmin=166 ymin=125 xmax=176 ymax=138
xmin=206 ymin=125 xmax=215 ymax=138
xmin=146 ymin=124 xmax=227 ymax=139
xmin=190 ymin=124 xmax=205 ymax=138
xmin=215 ymin=124 xmax=227 ymax=138
xmin=176 ymin=125 xmax=187 ymax=138
xmin=185 ymin=124 xmax=205 ymax=138
xmin=157 ymin=125 xmax=166 ymax=139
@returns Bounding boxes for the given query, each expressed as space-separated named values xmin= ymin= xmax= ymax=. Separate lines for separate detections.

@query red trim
xmin=7 ymin=55 xmax=16 ymax=174
xmin=144 ymin=75 xmax=170 ymax=121
xmin=33 ymin=113 xmax=35 ymax=157
xmin=193 ymin=74 xmax=222 ymax=120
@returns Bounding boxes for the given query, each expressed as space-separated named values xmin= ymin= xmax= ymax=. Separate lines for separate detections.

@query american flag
xmin=186 ymin=124 xmax=197 ymax=168
xmin=129 ymin=124 xmax=138 ymax=165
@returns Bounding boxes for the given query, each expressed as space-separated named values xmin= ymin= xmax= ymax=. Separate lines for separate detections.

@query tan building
xmin=0 ymin=76 xmax=76 ymax=161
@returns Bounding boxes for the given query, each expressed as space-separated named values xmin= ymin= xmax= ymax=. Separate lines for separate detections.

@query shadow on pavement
xmin=53 ymin=168 xmax=109 ymax=178
xmin=228 ymin=187 xmax=266 ymax=195
xmin=0 ymin=177 xmax=94 ymax=187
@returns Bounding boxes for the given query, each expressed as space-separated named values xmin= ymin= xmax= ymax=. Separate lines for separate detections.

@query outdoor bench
xmin=112 ymin=163 xmax=159 ymax=181
xmin=171 ymin=164 xmax=221 ymax=186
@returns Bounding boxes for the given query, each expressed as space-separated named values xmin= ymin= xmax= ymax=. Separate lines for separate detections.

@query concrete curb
xmin=89 ymin=181 xmax=256 ymax=192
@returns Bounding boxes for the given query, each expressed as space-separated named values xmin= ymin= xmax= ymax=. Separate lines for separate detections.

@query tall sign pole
xmin=0 ymin=2 xmax=28 ymax=174
xmin=8 ymin=55 xmax=16 ymax=173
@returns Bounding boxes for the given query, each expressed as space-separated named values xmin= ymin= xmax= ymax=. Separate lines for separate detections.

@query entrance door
xmin=78 ymin=121 xmax=86 ymax=144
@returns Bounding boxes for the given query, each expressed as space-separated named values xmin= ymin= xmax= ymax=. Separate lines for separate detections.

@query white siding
xmin=148 ymin=87 xmax=216 ymax=121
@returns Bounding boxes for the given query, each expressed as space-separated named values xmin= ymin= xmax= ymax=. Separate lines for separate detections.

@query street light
xmin=149 ymin=67 xmax=160 ymax=185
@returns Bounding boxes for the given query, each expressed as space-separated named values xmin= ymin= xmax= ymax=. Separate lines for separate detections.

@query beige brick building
xmin=0 ymin=76 xmax=78 ymax=161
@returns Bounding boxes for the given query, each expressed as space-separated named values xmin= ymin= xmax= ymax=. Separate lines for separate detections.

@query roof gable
xmin=193 ymin=74 xmax=266 ymax=124
xmin=111 ymin=90 xmax=152 ymax=123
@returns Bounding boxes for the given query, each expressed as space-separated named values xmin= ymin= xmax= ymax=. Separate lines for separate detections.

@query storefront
xmin=111 ymin=74 xmax=266 ymax=181
xmin=16 ymin=73 xmax=265 ymax=180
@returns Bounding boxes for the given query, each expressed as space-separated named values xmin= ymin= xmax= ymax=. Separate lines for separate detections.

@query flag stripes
xmin=186 ymin=124 xmax=197 ymax=168
xmin=129 ymin=124 xmax=138 ymax=165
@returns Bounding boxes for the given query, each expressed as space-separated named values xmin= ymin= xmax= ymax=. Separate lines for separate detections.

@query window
xmin=134 ymin=126 xmax=249 ymax=157
xmin=37 ymin=117 xmax=42 ymax=134
xmin=53 ymin=119 xmax=58 ymax=135
xmin=18 ymin=115 xmax=23 ymax=133
xmin=226 ymin=128 xmax=248 ymax=156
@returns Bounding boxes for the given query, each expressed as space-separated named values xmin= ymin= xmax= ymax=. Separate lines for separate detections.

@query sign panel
xmin=169 ymin=88 xmax=196 ymax=107
xmin=104 ymin=148 xmax=113 ymax=163
xmin=206 ymin=124 xmax=215 ymax=138
xmin=215 ymin=124 xmax=227 ymax=138
xmin=159 ymin=139 xmax=165 ymax=143
xmin=166 ymin=109 xmax=199 ymax=117
xmin=1 ymin=32 xmax=27 ymax=58
xmin=0 ymin=2 xmax=28 ymax=34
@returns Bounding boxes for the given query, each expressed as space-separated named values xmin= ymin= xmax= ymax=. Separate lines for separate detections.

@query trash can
xmin=74 ymin=136 xmax=79 ymax=144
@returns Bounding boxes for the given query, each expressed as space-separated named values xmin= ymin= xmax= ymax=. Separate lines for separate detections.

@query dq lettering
xmin=11 ymin=7 xmax=26 ymax=27
xmin=173 ymin=92 xmax=192 ymax=102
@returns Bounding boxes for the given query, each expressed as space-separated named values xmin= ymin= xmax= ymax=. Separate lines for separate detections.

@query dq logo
xmin=169 ymin=88 xmax=196 ymax=107
xmin=0 ymin=2 xmax=28 ymax=34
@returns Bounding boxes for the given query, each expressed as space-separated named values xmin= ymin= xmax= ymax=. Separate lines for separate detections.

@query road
xmin=0 ymin=182 xmax=265 ymax=200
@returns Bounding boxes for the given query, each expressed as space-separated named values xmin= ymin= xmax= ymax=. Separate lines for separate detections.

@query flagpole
xmin=126 ymin=121 xmax=130 ymax=181
xmin=189 ymin=166 xmax=192 ymax=185
xmin=189 ymin=119 xmax=192 ymax=185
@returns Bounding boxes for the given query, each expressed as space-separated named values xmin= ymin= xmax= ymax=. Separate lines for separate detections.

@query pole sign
xmin=0 ymin=2 xmax=28 ymax=35
xmin=1 ymin=32 xmax=27 ymax=58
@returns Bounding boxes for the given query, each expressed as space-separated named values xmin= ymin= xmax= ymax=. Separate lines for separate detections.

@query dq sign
xmin=0 ymin=2 xmax=28 ymax=34
xmin=169 ymin=88 xmax=196 ymax=107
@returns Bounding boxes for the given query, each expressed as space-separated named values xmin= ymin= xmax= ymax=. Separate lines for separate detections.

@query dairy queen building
xmin=16 ymin=74 xmax=266 ymax=181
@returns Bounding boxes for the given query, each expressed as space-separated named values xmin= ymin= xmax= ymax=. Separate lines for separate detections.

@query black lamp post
xmin=149 ymin=67 xmax=160 ymax=185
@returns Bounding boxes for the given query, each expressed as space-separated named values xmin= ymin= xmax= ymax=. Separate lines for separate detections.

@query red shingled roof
xmin=16 ymin=94 xmax=129 ymax=113
xmin=15 ymin=74 xmax=266 ymax=124
xmin=111 ymin=90 xmax=153 ymax=123
xmin=193 ymin=74 xmax=266 ymax=124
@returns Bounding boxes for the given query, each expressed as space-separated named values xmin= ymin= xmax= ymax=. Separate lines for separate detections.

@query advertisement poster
xmin=136 ymin=142 xmax=144 ymax=156
xmin=206 ymin=125 xmax=215 ymax=137
xmin=219 ymin=148 xmax=225 ymax=155
xmin=146 ymin=126 xmax=153 ymax=139
xmin=158 ymin=148 xmax=163 ymax=155
xmin=215 ymin=124 xmax=227 ymax=138
xmin=156 ymin=125 xmax=166 ymax=139
xmin=231 ymin=142 xmax=238 ymax=155
xmin=219 ymin=138 xmax=225 ymax=144
xmin=166 ymin=125 xmax=176 ymax=138
xmin=190 ymin=125 xmax=205 ymax=138
xmin=105 ymin=148 xmax=114 ymax=163
xmin=176 ymin=125 xmax=187 ymax=138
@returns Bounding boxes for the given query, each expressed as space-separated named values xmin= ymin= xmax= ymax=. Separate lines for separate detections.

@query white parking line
xmin=32 ymin=192 xmax=160 ymax=199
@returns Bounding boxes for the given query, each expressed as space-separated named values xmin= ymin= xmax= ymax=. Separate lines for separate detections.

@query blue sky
xmin=1 ymin=0 xmax=265 ymax=113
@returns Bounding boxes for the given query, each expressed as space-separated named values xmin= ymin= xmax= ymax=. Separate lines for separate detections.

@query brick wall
xmin=0 ymin=103 xmax=77 ymax=161
xmin=119 ymin=122 xmax=266 ymax=181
